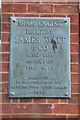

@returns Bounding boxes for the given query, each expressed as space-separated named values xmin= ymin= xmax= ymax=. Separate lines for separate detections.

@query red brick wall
xmin=1 ymin=0 xmax=80 ymax=119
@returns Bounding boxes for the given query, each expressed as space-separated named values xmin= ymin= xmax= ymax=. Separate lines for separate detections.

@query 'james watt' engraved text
xmin=13 ymin=36 xmax=65 ymax=44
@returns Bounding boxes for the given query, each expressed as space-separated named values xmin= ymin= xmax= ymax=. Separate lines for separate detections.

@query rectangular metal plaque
xmin=9 ymin=17 xmax=71 ymax=98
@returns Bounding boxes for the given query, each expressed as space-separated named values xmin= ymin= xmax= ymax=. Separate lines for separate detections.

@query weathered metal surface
xmin=9 ymin=17 xmax=71 ymax=98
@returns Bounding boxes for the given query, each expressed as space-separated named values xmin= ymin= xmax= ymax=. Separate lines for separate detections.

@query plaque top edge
xmin=10 ymin=16 xmax=70 ymax=20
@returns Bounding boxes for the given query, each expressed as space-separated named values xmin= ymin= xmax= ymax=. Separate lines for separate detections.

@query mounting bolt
xmin=65 ymin=93 xmax=68 ymax=96
xmin=11 ymin=92 xmax=14 ymax=96
xmin=64 ymin=20 xmax=67 ymax=23
xmin=13 ymin=19 xmax=16 ymax=23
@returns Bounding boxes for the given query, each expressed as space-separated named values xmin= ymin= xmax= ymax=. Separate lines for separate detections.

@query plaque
xmin=9 ymin=17 xmax=71 ymax=98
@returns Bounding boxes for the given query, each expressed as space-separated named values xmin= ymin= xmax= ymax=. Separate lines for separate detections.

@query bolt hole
xmin=65 ymin=20 xmax=67 ymax=23
xmin=65 ymin=93 xmax=68 ymax=96
xmin=13 ymin=20 xmax=16 ymax=23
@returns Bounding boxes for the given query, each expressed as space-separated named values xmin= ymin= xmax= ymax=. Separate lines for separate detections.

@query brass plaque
xmin=9 ymin=17 xmax=71 ymax=98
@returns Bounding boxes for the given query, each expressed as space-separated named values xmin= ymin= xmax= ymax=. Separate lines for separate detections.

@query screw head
xmin=13 ymin=19 xmax=16 ymax=23
xmin=65 ymin=93 xmax=68 ymax=96
xmin=11 ymin=92 xmax=14 ymax=96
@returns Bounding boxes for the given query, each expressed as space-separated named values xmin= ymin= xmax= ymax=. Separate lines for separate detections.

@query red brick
xmin=71 ymin=24 xmax=79 ymax=33
xmin=55 ymin=5 xmax=78 ymax=14
xmin=71 ymin=74 xmax=79 ymax=83
xmin=0 ymin=73 xmax=2 ymax=82
xmin=14 ymin=14 xmax=39 ymax=17
xmin=2 ymin=43 xmax=10 ymax=52
xmin=12 ymin=99 xmax=18 ymax=103
xmin=41 ymin=14 xmax=66 ymax=17
xmin=2 ymin=14 xmax=13 ymax=22
xmin=68 ymin=115 xmax=80 ymax=119
xmin=0 ymin=83 xmax=8 ymax=93
xmin=26 ymin=104 xmax=52 ymax=113
xmin=1 ymin=94 xmax=11 ymax=103
xmin=0 ymin=94 xmax=2 ymax=103
xmin=68 ymin=94 xmax=79 ymax=103
xmin=2 ymin=4 xmax=26 ymax=13
xmin=28 ymin=4 xmax=53 ymax=13
xmin=2 ymin=63 xmax=9 ymax=72
xmin=68 ymin=15 xmax=79 ymax=23
xmin=0 ymin=53 xmax=2 ymax=62
xmin=0 ymin=105 xmax=1 ymax=114
xmin=0 ymin=63 xmax=2 ymax=72
xmin=0 ymin=115 xmax=2 ymax=119
xmin=48 ymin=99 xmax=59 ymax=103
xmin=2 ymin=73 xmax=9 ymax=82
xmin=70 ymin=34 xmax=79 ymax=43
xmin=2 ymin=33 xmax=10 ymax=42
xmin=33 ymin=98 xmax=46 ymax=103
xmin=54 ymin=104 xmax=78 ymax=114
xmin=2 ymin=23 xmax=10 ymax=32
xmin=71 ymin=64 xmax=79 ymax=73
xmin=71 ymin=84 xmax=79 ymax=93
xmin=40 ymin=115 xmax=66 ymax=119
xmin=67 ymin=0 xmax=79 ymax=4
xmin=2 ymin=53 xmax=9 ymax=62
xmin=2 ymin=114 xmax=10 ymax=118
xmin=41 ymin=0 xmax=66 ymax=4
xmin=2 ymin=104 xmax=27 ymax=113
xmin=79 ymin=74 xmax=80 ymax=83
xmin=71 ymin=44 xmax=79 ymax=53
xmin=71 ymin=54 xmax=79 ymax=62
xmin=79 ymin=105 xmax=80 ymax=114
xmin=2 ymin=104 xmax=52 ymax=113
xmin=1 ymin=73 xmax=9 ymax=82
xmin=60 ymin=99 xmax=68 ymax=103
xmin=20 ymin=99 xmax=32 ymax=103
xmin=2 ymin=83 xmax=8 ymax=93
